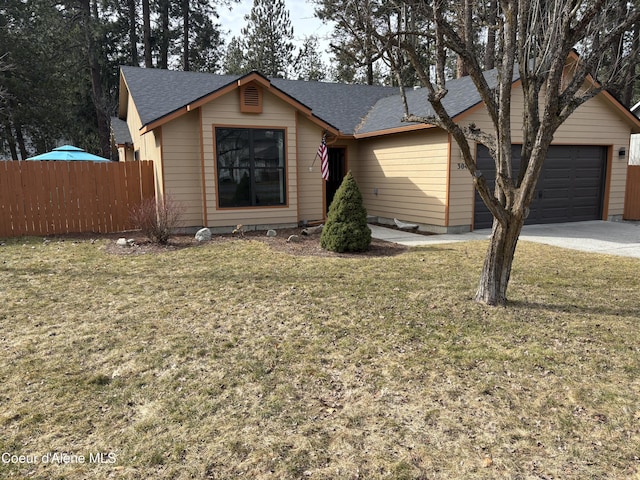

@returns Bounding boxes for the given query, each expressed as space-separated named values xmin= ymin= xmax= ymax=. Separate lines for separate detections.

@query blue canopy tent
xmin=27 ymin=145 xmax=110 ymax=162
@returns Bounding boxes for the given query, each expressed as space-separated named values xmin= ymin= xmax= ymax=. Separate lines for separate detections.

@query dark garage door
xmin=474 ymin=145 xmax=607 ymax=229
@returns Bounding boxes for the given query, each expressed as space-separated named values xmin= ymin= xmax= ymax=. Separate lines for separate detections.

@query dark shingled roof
xmin=121 ymin=66 xmax=239 ymax=127
xmin=119 ymin=66 xmax=515 ymax=136
xmin=270 ymin=78 xmax=397 ymax=134
xmin=356 ymin=69 xmax=510 ymax=135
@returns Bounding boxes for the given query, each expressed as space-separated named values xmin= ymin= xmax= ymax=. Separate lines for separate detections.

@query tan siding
xmin=200 ymin=88 xmax=299 ymax=228
xmin=449 ymin=87 xmax=634 ymax=227
xmin=297 ymin=114 xmax=325 ymax=223
xmin=356 ymin=130 xmax=450 ymax=226
xmin=126 ymin=95 xmax=163 ymax=197
xmin=161 ymin=110 xmax=203 ymax=227
xmin=344 ymin=139 xmax=359 ymax=175
xmin=556 ymin=95 xmax=630 ymax=217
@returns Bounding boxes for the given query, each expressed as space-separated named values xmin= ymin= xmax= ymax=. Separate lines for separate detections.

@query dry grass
xmin=0 ymin=234 xmax=639 ymax=479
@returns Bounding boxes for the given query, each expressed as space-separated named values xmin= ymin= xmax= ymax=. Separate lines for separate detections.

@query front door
xmin=325 ymin=147 xmax=346 ymax=213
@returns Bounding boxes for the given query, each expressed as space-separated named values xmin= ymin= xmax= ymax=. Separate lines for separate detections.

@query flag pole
xmin=310 ymin=151 xmax=320 ymax=169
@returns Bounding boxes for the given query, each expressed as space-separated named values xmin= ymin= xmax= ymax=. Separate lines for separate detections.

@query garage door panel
xmin=546 ymin=168 xmax=571 ymax=176
xmin=573 ymin=200 xmax=601 ymax=211
xmin=474 ymin=145 xmax=606 ymax=229
xmin=576 ymin=175 xmax=601 ymax=185
xmin=574 ymin=204 xmax=601 ymax=214
xmin=539 ymin=208 xmax=570 ymax=223
xmin=574 ymin=186 xmax=601 ymax=198
xmin=544 ymin=188 xmax=570 ymax=200
xmin=575 ymin=169 xmax=602 ymax=180
xmin=545 ymin=178 xmax=571 ymax=189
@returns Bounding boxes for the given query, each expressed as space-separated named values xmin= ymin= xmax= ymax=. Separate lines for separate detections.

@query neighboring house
xmin=111 ymin=117 xmax=133 ymax=162
xmin=114 ymin=62 xmax=640 ymax=233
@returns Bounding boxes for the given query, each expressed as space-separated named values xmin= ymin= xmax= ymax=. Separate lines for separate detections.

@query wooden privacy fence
xmin=0 ymin=160 xmax=155 ymax=238
xmin=624 ymin=165 xmax=640 ymax=221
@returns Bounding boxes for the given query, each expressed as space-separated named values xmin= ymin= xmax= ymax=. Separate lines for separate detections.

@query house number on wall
xmin=456 ymin=163 xmax=468 ymax=170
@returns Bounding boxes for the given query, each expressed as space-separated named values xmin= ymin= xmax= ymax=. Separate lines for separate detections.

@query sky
xmin=218 ymin=0 xmax=335 ymax=60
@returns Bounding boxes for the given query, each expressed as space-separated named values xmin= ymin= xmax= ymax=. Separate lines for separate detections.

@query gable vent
xmin=240 ymin=84 xmax=263 ymax=113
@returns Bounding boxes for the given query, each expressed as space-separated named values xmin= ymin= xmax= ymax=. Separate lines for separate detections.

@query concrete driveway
xmin=370 ymin=220 xmax=640 ymax=258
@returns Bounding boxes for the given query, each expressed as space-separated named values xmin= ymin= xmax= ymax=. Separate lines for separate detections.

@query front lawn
xmin=1 ymin=235 xmax=639 ymax=479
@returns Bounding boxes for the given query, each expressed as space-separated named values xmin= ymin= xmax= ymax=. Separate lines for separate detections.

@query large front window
xmin=216 ymin=127 xmax=286 ymax=208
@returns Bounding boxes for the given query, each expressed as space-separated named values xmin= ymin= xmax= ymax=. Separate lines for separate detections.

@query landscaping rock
xmin=116 ymin=238 xmax=129 ymax=247
xmin=266 ymin=229 xmax=277 ymax=237
xmin=195 ymin=227 xmax=212 ymax=242
xmin=394 ymin=218 xmax=419 ymax=231
xmin=301 ymin=224 xmax=323 ymax=235
xmin=287 ymin=234 xmax=301 ymax=243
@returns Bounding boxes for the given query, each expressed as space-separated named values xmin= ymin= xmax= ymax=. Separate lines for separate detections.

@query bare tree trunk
xmin=182 ymin=0 xmax=190 ymax=71
xmin=622 ymin=20 xmax=640 ymax=106
xmin=128 ymin=0 xmax=138 ymax=66
xmin=456 ymin=0 xmax=473 ymax=78
xmin=484 ymin=0 xmax=497 ymax=70
xmin=475 ymin=217 xmax=524 ymax=305
xmin=159 ymin=0 xmax=170 ymax=69
xmin=364 ymin=31 xmax=374 ymax=85
xmin=79 ymin=0 xmax=111 ymax=158
xmin=15 ymin=123 xmax=27 ymax=160
xmin=4 ymin=123 xmax=18 ymax=160
xmin=366 ymin=56 xmax=374 ymax=84
xmin=384 ymin=0 xmax=640 ymax=305
xmin=364 ymin=3 xmax=375 ymax=85
xmin=143 ymin=0 xmax=152 ymax=68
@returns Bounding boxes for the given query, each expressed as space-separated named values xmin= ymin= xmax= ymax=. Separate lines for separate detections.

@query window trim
xmin=213 ymin=125 xmax=288 ymax=210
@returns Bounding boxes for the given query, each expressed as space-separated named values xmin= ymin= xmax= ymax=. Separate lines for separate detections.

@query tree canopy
xmin=365 ymin=0 xmax=640 ymax=305
xmin=0 ymin=0 xmax=228 ymax=159
xmin=0 ymin=0 xmax=338 ymax=159
xmin=239 ymin=0 xmax=295 ymax=78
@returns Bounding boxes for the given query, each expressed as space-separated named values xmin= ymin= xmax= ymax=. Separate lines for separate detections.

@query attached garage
xmin=474 ymin=145 xmax=607 ymax=229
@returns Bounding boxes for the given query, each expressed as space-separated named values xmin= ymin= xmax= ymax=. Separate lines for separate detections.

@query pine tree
xmin=241 ymin=0 xmax=294 ymax=78
xmin=293 ymin=36 xmax=328 ymax=81
xmin=223 ymin=37 xmax=246 ymax=75
xmin=315 ymin=0 xmax=382 ymax=84
xmin=320 ymin=171 xmax=371 ymax=253
xmin=174 ymin=0 xmax=224 ymax=72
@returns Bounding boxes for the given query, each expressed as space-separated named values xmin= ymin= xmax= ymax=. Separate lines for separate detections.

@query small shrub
xmin=320 ymin=171 xmax=371 ymax=252
xmin=130 ymin=195 xmax=184 ymax=245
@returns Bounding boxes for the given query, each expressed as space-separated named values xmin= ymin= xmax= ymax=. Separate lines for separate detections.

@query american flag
xmin=318 ymin=134 xmax=329 ymax=181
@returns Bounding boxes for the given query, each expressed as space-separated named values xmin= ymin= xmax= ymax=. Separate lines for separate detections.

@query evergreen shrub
xmin=320 ymin=171 xmax=371 ymax=253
